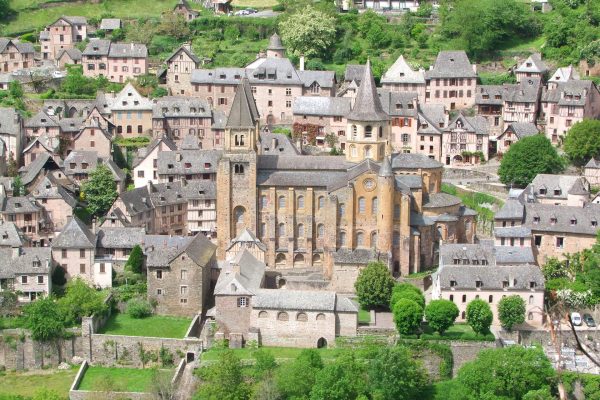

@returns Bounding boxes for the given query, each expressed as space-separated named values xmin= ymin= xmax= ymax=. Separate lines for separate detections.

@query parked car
xmin=234 ymin=9 xmax=249 ymax=15
xmin=571 ymin=312 xmax=582 ymax=326
xmin=245 ymin=8 xmax=258 ymax=13
xmin=583 ymin=314 xmax=596 ymax=327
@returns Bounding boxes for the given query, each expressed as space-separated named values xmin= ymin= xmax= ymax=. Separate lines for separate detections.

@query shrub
xmin=424 ymin=300 xmax=459 ymax=335
xmin=390 ymin=283 xmax=425 ymax=310
xmin=466 ymin=299 xmax=493 ymax=335
xmin=127 ymin=298 xmax=153 ymax=319
xmin=392 ymin=298 xmax=423 ymax=335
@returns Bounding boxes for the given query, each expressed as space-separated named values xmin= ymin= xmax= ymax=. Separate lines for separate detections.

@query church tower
xmin=216 ymin=78 xmax=260 ymax=259
xmin=345 ymin=59 xmax=391 ymax=163
xmin=266 ymin=33 xmax=285 ymax=58
xmin=376 ymin=156 xmax=394 ymax=255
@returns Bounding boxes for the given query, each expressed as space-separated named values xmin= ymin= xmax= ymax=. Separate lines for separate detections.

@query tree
xmin=563 ymin=119 xmax=600 ymax=166
xmin=368 ymin=346 xmax=429 ymax=400
xmin=81 ymin=164 xmax=118 ymax=217
xmin=151 ymin=369 xmax=175 ymax=400
xmin=6 ymin=153 xmax=18 ymax=177
xmin=498 ymin=135 xmax=564 ymax=187
xmin=466 ymin=299 xmax=493 ymax=336
xmin=23 ymin=297 xmax=65 ymax=342
xmin=276 ymin=349 xmax=323 ymax=399
xmin=456 ymin=346 xmax=554 ymax=400
xmin=194 ymin=350 xmax=250 ymax=400
xmin=310 ymin=352 xmax=368 ymax=400
xmin=424 ymin=299 xmax=459 ymax=335
xmin=497 ymin=295 xmax=526 ymax=331
xmin=12 ymin=175 xmax=24 ymax=196
xmin=390 ymin=283 xmax=425 ymax=310
xmin=279 ymin=6 xmax=336 ymax=58
xmin=0 ymin=0 xmax=11 ymax=20
xmin=252 ymin=349 xmax=277 ymax=379
xmin=0 ymin=292 xmax=18 ymax=317
xmin=354 ymin=261 xmax=396 ymax=310
xmin=125 ymin=245 xmax=144 ymax=274
xmin=8 ymin=80 xmax=23 ymax=99
xmin=58 ymin=278 xmax=108 ymax=325
xmin=392 ymin=298 xmax=423 ymax=335
xmin=158 ymin=13 xmax=191 ymax=40
xmin=51 ymin=265 xmax=67 ymax=287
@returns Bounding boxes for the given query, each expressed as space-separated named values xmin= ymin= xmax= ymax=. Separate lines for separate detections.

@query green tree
xmin=279 ymin=6 xmax=336 ymax=58
xmin=51 ymin=265 xmax=67 ymax=287
xmin=456 ymin=346 xmax=554 ymax=400
xmin=498 ymin=135 xmax=564 ymax=187
xmin=563 ymin=119 xmax=600 ymax=166
xmin=8 ymin=80 xmax=23 ymax=99
xmin=23 ymin=297 xmax=65 ymax=341
xmin=368 ymin=346 xmax=429 ymax=400
xmin=424 ymin=299 xmax=459 ymax=335
xmin=12 ymin=175 xmax=24 ymax=196
xmin=392 ymin=298 xmax=423 ymax=335
xmin=466 ymin=299 xmax=493 ymax=335
xmin=354 ymin=261 xmax=396 ymax=310
xmin=497 ymin=295 xmax=526 ymax=331
xmin=158 ymin=13 xmax=191 ymax=40
xmin=252 ymin=349 xmax=277 ymax=379
xmin=522 ymin=387 xmax=554 ymax=400
xmin=125 ymin=244 xmax=144 ymax=274
xmin=310 ymin=352 xmax=368 ymax=400
xmin=276 ymin=349 xmax=323 ymax=399
xmin=58 ymin=278 xmax=107 ymax=325
xmin=390 ymin=283 xmax=425 ymax=310
xmin=81 ymin=164 xmax=117 ymax=217
xmin=0 ymin=0 xmax=11 ymax=20
xmin=194 ymin=350 xmax=250 ymax=400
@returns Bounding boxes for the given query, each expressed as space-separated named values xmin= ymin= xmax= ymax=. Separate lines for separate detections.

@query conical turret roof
xmin=226 ymin=77 xmax=259 ymax=129
xmin=347 ymin=59 xmax=389 ymax=122
xmin=378 ymin=156 xmax=393 ymax=177
xmin=267 ymin=33 xmax=285 ymax=51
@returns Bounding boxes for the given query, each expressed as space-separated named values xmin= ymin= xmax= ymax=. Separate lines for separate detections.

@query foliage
xmin=563 ymin=119 xmax=600 ymax=166
xmin=125 ymin=245 xmax=144 ymax=274
xmin=479 ymin=72 xmax=517 ymax=85
xmin=252 ymin=349 xmax=277 ymax=379
xmin=455 ymin=346 xmax=555 ymax=400
xmin=158 ymin=13 xmax=191 ymax=41
xmin=112 ymin=280 xmax=147 ymax=303
xmin=81 ymin=164 xmax=118 ymax=217
xmin=465 ymin=299 xmax=493 ymax=336
xmin=276 ymin=349 xmax=323 ymax=399
xmin=392 ymin=298 xmax=423 ymax=335
xmin=99 ymin=313 xmax=191 ymax=338
xmin=126 ymin=297 xmax=153 ymax=319
xmin=354 ymin=261 xmax=396 ymax=310
xmin=58 ymin=279 xmax=107 ymax=325
xmin=22 ymin=297 xmax=64 ymax=342
xmin=498 ymin=135 xmax=564 ymax=187
xmin=401 ymin=340 xmax=454 ymax=380
xmin=11 ymin=176 xmax=24 ymax=197
xmin=279 ymin=6 xmax=336 ymax=58
xmin=424 ymin=299 xmax=459 ymax=335
xmin=309 ymin=352 xmax=368 ymax=400
xmin=497 ymin=295 xmax=526 ymax=331
xmin=0 ymin=292 xmax=18 ymax=317
xmin=195 ymin=350 xmax=250 ymax=400
xmin=390 ymin=283 xmax=425 ymax=310
xmin=57 ymin=65 xmax=123 ymax=99
xmin=368 ymin=346 xmax=429 ymax=400
xmin=0 ymin=0 xmax=10 ymax=20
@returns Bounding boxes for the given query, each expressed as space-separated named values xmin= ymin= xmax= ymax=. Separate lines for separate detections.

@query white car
xmin=571 ymin=312 xmax=582 ymax=326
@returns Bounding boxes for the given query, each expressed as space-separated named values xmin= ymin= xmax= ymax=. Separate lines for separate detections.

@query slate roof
xmin=0 ymin=247 xmax=53 ymax=279
xmin=254 ymin=289 xmax=357 ymax=312
xmin=30 ymin=175 xmax=78 ymax=207
xmin=63 ymin=151 xmax=98 ymax=174
xmin=96 ymin=227 xmax=145 ymax=249
xmin=390 ymin=152 xmax=443 ymax=169
xmin=495 ymin=198 xmax=524 ymax=220
xmin=246 ymin=57 xmax=303 ymax=86
xmin=267 ymin=33 xmax=284 ymax=51
xmin=347 ymin=60 xmax=389 ymax=122
xmin=226 ymin=78 xmax=259 ymax=128
xmin=344 ymin=64 xmax=364 ymax=84
xmin=445 ymin=113 xmax=488 ymax=135
xmin=495 ymin=246 xmax=536 ymax=265
xmin=423 ymin=192 xmax=462 ymax=209
xmin=503 ymin=77 xmax=541 ymax=104
xmin=165 ymin=45 xmax=200 ymax=64
xmin=58 ymin=117 xmax=86 ymax=133
xmin=292 ymin=96 xmax=351 ymax=117
xmin=132 ymin=136 xmax=177 ymax=168
xmin=100 ymin=18 xmax=122 ymax=30
xmin=19 ymin=153 xmax=61 ymax=185
xmin=152 ymin=96 xmax=211 ymax=118
xmin=52 ymin=216 xmax=96 ymax=249
xmin=515 ymin=53 xmax=548 ymax=74
xmin=438 ymin=262 xmax=543 ymax=290
xmin=0 ymin=108 xmax=22 ymax=138
xmin=214 ymin=249 xmax=265 ymax=295
xmin=227 ymin=228 xmax=267 ymax=251
xmin=297 ymin=70 xmax=335 ymax=89
xmin=180 ymin=179 xmax=217 ymax=200
xmin=24 ymin=110 xmax=59 ymax=128
xmin=333 ymin=248 xmax=379 ymax=265
xmin=524 ymin=203 xmax=600 ymax=235
xmin=145 ymin=233 xmax=216 ymax=268
xmin=418 ymin=104 xmax=446 ymax=135
xmin=530 ymin=174 xmax=589 ymax=199
xmin=56 ymin=48 xmax=82 ymax=61
xmin=108 ymin=43 xmax=147 ymax=58
xmin=494 ymin=226 xmax=532 ymax=238
xmin=425 ymin=51 xmax=476 ymax=79
xmin=475 ymin=85 xmax=504 ymax=106
xmin=586 ymin=158 xmax=600 ymax=169
xmin=502 ymin=122 xmax=539 ymax=139
xmin=191 ymin=67 xmax=246 ymax=85
xmin=0 ymin=38 xmax=35 ymax=54
xmin=542 ymin=80 xmax=595 ymax=106
xmin=381 ymin=55 xmax=425 ymax=84
xmin=157 ymin=149 xmax=222 ymax=175
xmin=106 ymin=83 xmax=153 ymax=111
xmin=549 ymin=65 xmax=579 ymax=84
xmin=83 ymin=39 xmax=111 ymax=56
xmin=0 ymin=221 xmax=28 ymax=248
xmin=259 ymin=132 xmax=300 ymax=155
xmin=0 ymin=195 xmax=41 ymax=214
xmin=378 ymin=90 xmax=418 ymax=117
xmin=211 ymin=110 xmax=227 ymax=130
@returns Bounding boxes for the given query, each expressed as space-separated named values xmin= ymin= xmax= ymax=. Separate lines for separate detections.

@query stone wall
xmin=449 ymin=340 xmax=498 ymax=375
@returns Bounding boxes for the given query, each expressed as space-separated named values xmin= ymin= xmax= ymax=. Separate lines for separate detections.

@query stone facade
xmin=40 ymin=16 xmax=88 ymax=60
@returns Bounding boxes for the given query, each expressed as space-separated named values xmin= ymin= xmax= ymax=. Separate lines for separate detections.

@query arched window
xmin=364 ymin=146 xmax=372 ymax=159
xmin=234 ymin=135 xmax=239 ymax=146
xmin=371 ymin=231 xmax=377 ymax=248
xmin=296 ymin=312 xmax=307 ymax=322
xmin=379 ymin=126 xmax=383 ymax=138
xmin=339 ymin=231 xmax=347 ymax=247
xmin=277 ymin=312 xmax=289 ymax=321
xmin=339 ymin=203 xmax=345 ymax=217
xmin=316 ymin=313 xmax=326 ymax=321
xmin=372 ymin=197 xmax=378 ymax=214
xmin=260 ymin=195 xmax=268 ymax=209
xmin=358 ymin=197 xmax=366 ymax=214
xmin=278 ymin=223 xmax=286 ymax=237
xmin=276 ymin=253 xmax=286 ymax=264
xmin=278 ymin=196 xmax=286 ymax=208
xmin=365 ymin=125 xmax=372 ymax=138
xmin=318 ymin=196 xmax=325 ymax=209
xmin=356 ymin=231 xmax=364 ymax=247
xmin=234 ymin=206 xmax=245 ymax=223
xmin=239 ymin=135 xmax=245 ymax=146
xmin=297 ymin=195 xmax=304 ymax=209
xmin=258 ymin=311 xmax=268 ymax=318
xmin=317 ymin=224 xmax=324 ymax=238
xmin=393 ymin=231 xmax=400 ymax=246
xmin=297 ymin=224 xmax=305 ymax=237
xmin=529 ymin=295 xmax=534 ymax=305
xmin=528 ymin=312 xmax=533 ymax=321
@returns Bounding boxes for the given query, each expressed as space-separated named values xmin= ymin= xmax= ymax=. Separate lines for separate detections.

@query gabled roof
xmin=165 ymin=45 xmax=200 ymax=65
xmin=346 ymin=59 xmax=389 ymax=122
xmin=24 ymin=110 xmax=59 ymax=128
xmin=378 ymin=90 xmax=418 ymax=117
xmin=214 ymin=249 xmax=265 ymax=295
xmin=549 ymin=65 xmax=579 ymax=83
xmin=585 ymin=158 xmax=600 ymax=170
xmin=425 ymin=51 xmax=476 ymax=79
xmin=108 ymin=43 xmax=147 ymax=58
xmin=132 ymin=135 xmax=177 ymax=168
xmin=20 ymin=153 xmax=63 ymax=185
xmin=445 ymin=113 xmax=488 ymax=135
xmin=0 ymin=247 xmax=53 ymax=278
xmin=292 ymin=96 xmax=351 ymax=117
xmin=23 ymin=134 xmax=60 ymax=154
xmin=381 ymin=55 xmax=425 ymax=84
xmin=259 ymin=132 xmax=300 ymax=156
xmin=56 ymin=47 xmax=82 ymax=61
xmin=502 ymin=122 xmax=539 ymax=139
xmin=297 ymin=70 xmax=336 ymax=89
xmin=52 ymin=216 xmax=96 ymax=249
xmin=495 ymin=198 xmax=524 ymax=220
xmin=226 ymin=78 xmax=259 ymax=129
xmin=515 ymin=53 xmax=548 ymax=74
xmin=145 ymin=233 xmax=216 ymax=267
xmin=0 ymin=38 xmax=34 ymax=54
xmin=152 ymin=96 xmax=211 ymax=118
xmin=83 ymin=39 xmax=111 ymax=56
xmin=0 ymin=221 xmax=29 ymax=248
xmin=344 ymin=64 xmax=364 ymax=84
xmin=97 ymin=227 xmax=145 ymax=249
xmin=100 ymin=18 xmax=122 ymax=30
xmin=106 ymin=83 xmax=153 ymax=111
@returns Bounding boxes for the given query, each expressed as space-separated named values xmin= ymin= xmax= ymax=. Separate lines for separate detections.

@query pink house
xmin=0 ymin=39 xmax=34 ymax=73
xmin=40 ymin=16 xmax=87 ymax=60
xmin=442 ymin=113 xmax=489 ymax=166
xmin=82 ymin=40 xmax=148 ymax=83
xmin=72 ymin=124 xmax=113 ymax=159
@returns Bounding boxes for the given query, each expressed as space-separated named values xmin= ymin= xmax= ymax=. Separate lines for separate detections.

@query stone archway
xmin=293 ymin=253 xmax=305 ymax=267
xmin=452 ymin=155 xmax=463 ymax=163
xmin=317 ymin=337 xmax=327 ymax=348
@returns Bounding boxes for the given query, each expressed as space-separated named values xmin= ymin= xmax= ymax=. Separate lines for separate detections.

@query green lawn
xmin=98 ymin=313 xmax=192 ymax=338
xmin=358 ymin=308 xmax=371 ymax=324
xmin=78 ymin=367 xmax=172 ymax=392
xmin=420 ymin=323 xmax=496 ymax=342
xmin=0 ymin=367 xmax=78 ymax=398
xmin=202 ymin=346 xmax=343 ymax=362
xmin=0 ymin=316 xmax=26 ymax=330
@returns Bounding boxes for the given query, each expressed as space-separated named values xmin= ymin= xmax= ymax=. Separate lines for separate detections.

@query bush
xmin=355 ymin=261 xmax=396 ymax=310
xmin=127 ymin=298 xmax=153 ymax=319
xmin=466 ymin=299 xmax=493 ymax=335
xmin=390 ymin=283 xmax=425 ymax=310
xmin=424 ymin=300 xmax=459 ymax=335
xmin=497 ymin=295 xmax=526 ymax=331
xmin=392 ymin=298 xmax=423 ymax=335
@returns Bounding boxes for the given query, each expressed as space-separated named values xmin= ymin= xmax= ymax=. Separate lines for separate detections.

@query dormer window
xmin=234 ymin=74 xmax=241 ymax=79
xmin=127 ymin=92 xmax=133 ymax=96
xmin=453 ymin=258 xmax=460 ymax=265
xmin=190 ymin=107 xmax=196 ymax=113
xmin=482 ymin=94 xmax=489 ymax=99
xmin=550 ymin=217 xmax=557 ymax=224
xmin=554 ymin=189 xmax=561 ymax=196
xmin=407 ymin=104 xmax=414 ymax=109
xmin=15 ymin=203 xmax=21 ymax=208
xmin=472 ymin=259 xmax=479 ymax=265
xmin=462 ymin=258 xmax=469 ymax=265
xmin=539 ymin=188 xmax=546 ymax=195
xmin=526 ymin=62 xmax=532 ymax=67
xmin=495 ymin=95 xmax=501 ymax=100
xmin=41 ymin=118 xmax=46 ymax=123
xmin=204 ymin=163 xmax=211 ymax=169
xmin=134 ymin=101 xmax=139 ymax=106
xmin=481 ymin=259 xmax=488 ymax=266
xmin=533 ymin=216 xmax=540 ymax=223
xmin=33 ymin=260 xmax=41 ymax=268
xmin=502 ymin=280 xmax=509 ymax=288
xmin=530 ymin=281 xmax=536 ymax=289
xmin=570 ymin=218 xmax=577 ymax=226
xmin=592 ymin=219 xmax=598 ymax=227
xmin=168 ymin=164 xmax=174 ymax=169
xmin=1 ymin=233 xmax=7 ymax=240
xmin=162 ymin=108 xmax=168 ymax=113
xmin=70 ymin=163 xmax=76 ymax=169
xmin=475 ymin=280 xmax=483 ymax=288
xmin=184 ymin=162 xmax=192 ymax=169
xmin=450 ymin=280 xmax=457 ymax=287
xmin=82 ymin=163 xmax=88 ymax=169
xmin=396 ymin=103 xmax=402 ymax=109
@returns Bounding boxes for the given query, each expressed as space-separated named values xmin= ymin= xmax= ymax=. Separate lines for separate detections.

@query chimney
xmin=299 ymin=55 xmax=305 ymax=71
xmin=271 ymin=137 xmax=277 ymax=149
xmin=183 ymin=42 xmax=191 ymax=51
xmin=11 ymin=246 xmax=20 ymax=259
xmin=92 ymin=218 xmax=97 ymax=234
xmin=176 ymin=152 xmax=182 ymax=162
xmin=472 ymin=64 xmax=477 ymax=74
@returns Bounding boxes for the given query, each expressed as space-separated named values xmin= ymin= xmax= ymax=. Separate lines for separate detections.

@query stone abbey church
xmin=217 ymin=61 xmax=476 ymax=292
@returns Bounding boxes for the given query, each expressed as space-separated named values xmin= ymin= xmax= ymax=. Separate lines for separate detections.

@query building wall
xmin=72 ymin=127 xmax=111 ymax=158
xmin=14 ymin=271 xmax=52 ymax=302
xmin=252 ymin=84 xmax=302 ymax=125
xmin=532 ymin=231 xmax=597 ymax=265
xmin=292 ymin=114 xmax=347 ymax=150
xmin=40 ymin=197 xmax=73 ymax=234
xmin=112 ymin=110 xmax=153 ymax=137
xmin=51 ymin=248 xmax=95 ymax=284
xmin=133 ymin=145 xmax=161 ymax=188
xmin=425 ymin=78 xmax=476 ymax=109
xmin=584 ymin=168 xmax=600 ymax=187
xmin=192 ymin=83 xmax=237 ymax=114
xmin=152 ymin=116 xmax=213 ymax=147
xmin=0 ymin=44 xmax=33 ymax=73
xmin=108 ymin=57 xmax=147 ymax=83
xmin=441 ymin=130 xmax=488 ymax=166
xmin=187 ymin=198 xmax=216 ymax=235
xmin=381 ymin=82 xmax=426 ymax=101
xmin=167 ymin=51 xmax=197 ymax=96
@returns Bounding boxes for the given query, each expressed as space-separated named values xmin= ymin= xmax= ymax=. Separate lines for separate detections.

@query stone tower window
xmin=393 ymin=231 xmax=400 ymax=246
xmin=234 ymin=207 xmax=245 ymax=223
xmin=297 ymin=195 xmax=304 ymax=209
xmin=316 ymin=313 xmax=326 ymax=321
xmin=364 ymin=146 xmax=372 ymax=159
xmin=278 ymin=223 xmax=286 ymax=237
xmin=296 ymin=312 xmax=307 ymax=322
xmin=372 ymin=197 xmax=378 ymax=214
xmin=338 ymin=231 xmax=347 ymax=247
xmin=371 ymin=231 xmax=377 ymax=248
xmin=338 ymin=203 xmax=345 ymax=217
xmin=297 ymin=224 xmax=305 ymax=237
xmin=234 ymin=164 xmax=244 ymax=174
xmin=358 ymin=197 xmax=366 ymax=214
xmin=350 ymin=145 xmax=357 ymax=157
xmin=317 ymin=224 xmax=324 ymax=238
xmin=278 ymin=196 xmax=286 ymax=208
xmin=352 ymin=125 xmax=357 ymax=137
xmin=318 ymin=196 xmax=325 ymax=209
xmin=356 ymin=231 xmax=364 ymax=247
xmin=365 ymin=125 xmax=372 ymax=138
xmin=394 ymin=204 xmax=400 ymax=219
xmin=260 ymin=195 xmax=268 ymax=209
xmin=277 ymin=312 xmax=289 ymax=321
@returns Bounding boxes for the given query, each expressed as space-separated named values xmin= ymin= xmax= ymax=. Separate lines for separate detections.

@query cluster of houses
xmin=1 ymin=16 xmax=600 ymax=348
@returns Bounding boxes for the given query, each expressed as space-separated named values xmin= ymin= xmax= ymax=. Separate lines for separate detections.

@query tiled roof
xmin=108 ymin=43 xmax=147 ymax=58
xmin=381 ymin=55 xmax=425 ymax=84
xmin=346 ymin=60 xmax=389 ymax=122
xmin=292 ymin=96 xmax=351 ymax=117
xmin=542 ymin=80 xmax=595 ymax=106
xmin=425 ymin=51 xmax=476 ymax=79
xmin=503 ymin=122 xmax=539 ymax=139
xmin=495 ymin=198 xmax=524 ymax=220
xmin=445 ymin=113 xmax=488 ymax=135
xmin=52 ymin=216 xmax=96 ymax=249
xmin=524 ymin=203 xmax=600 ymax=235
xmin=494 ymin=226 xmax=532 ymax=238
xmin=438 ymin=263 xmax=543 ymax=290
xmin=0 ymin=247 xmax=53 ymax=278
xmin=0 ymin=38 xmax=34 ymax=54
xmin=83 ymin=39 xmax=111 ymax=56
xmin=56 ymin=48 xmax=82 ymax=61
xmin=145 ymin=233 xmax=215 ymax=267
xmin=297 ymin=70 xmax=335 ymax=89
xmin=475 ymin=85 xmax=504 ymax=106
xmin=503 ymin=77 xmax=541 ymax=103
xmin=259 ymin=132 xmax=300 ymax=155
xmin=495 ymin=246 xmax=535 ymax=264
xmin=96 ymin=227 xmax=145 ymax=249
xmin=344 ymin=64 xmax=364 ymax=84
xmin=0 ymin=196 xmax=41 ymax=214
xmin=152 ymin=96 xmax=211 ymax=118
xmin=100 ymin=18 xmax=122 ymax=30
xmin=391 ymin=152 xmax=443 ymax=169
xmin=530 ymin=174 xmax=588 ymax=200
xmin=157 ymin=149 xmax=222 ymax=175
xmin=214 ymin=249 xmax=265 ymax=295
xmin=165 ymin=45 xmax=200 ymax=64
xmin=24 ymin=110 xmax=59 ymax=128
xmin=254 ymin=289 xmax=338 ymax=311
xmin=378 ymin=90 xmax=418 ymax=118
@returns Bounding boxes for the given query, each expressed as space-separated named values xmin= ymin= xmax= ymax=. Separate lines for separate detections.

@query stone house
xmin=71 ymin=123 xmax=113 ymax=159
xmin=173 ymin=0 xmax=199 ymax=21
xmin=29 ymin=174 xmax=78 ymax=235
xmin=0 ymin=195 xmax=50 ymax=246
xmin=379 ymin=90 xmax=419 ymax=154
xmin=528 ymin=174 xmax=590 ymax=206
xmin=0 ymin=247 xmax=54 ymax=303
xmin=441 ymin=113 xmax=489 ymax=166
xmin=0 ymin=38 xmax=35 ymax=73
xmin=24 ymin=110 xmax=61 ymax=140
xmin=55 ymin=48 xmax=82 ymax=69
xmin=541 ymin=80 xmax=600 ymax=144
xmin=584 ymin=158 xmax=600 ymax=187
xmin=432 ymin=242 xmax=545 ymax=327
xmin=475 ymin=85 xmax=504 ymax=138
xmin=0 ymin=221 xmax=29 ymax=249
xmin=380 ymin=55 xmax=426 ymax=100
xmin=82 ymin=40 xmax=148 ymax=83
xmin=514 ymin=53 xmax=548 ymax=83
xmin=164 ymin=44 xmax=201 ymax=96
xmin=146 ymin=233 xmax=217 ymax=317
xmin=156 ymin=148 xmax=221 ymax=183
xmin=132 ymin=136 xmax=177 ymax=188
xmin=496 ymin=122 xmax=539 ymax=154
xmin=0 ymin=107 xmax=24 ymax=166
xmin=502 ymin=78 xmax=542 ymax=125
xmin=414 ymin=104 xmax=447 ymax=162
xmin=105 ymin=83 xmax=154 ymax=136
xmin=291 ymin=96 xmax=351 ymax=150
xmin=40 ymin=16 xmax=87 ymax=60
xmin=95 ymin=226 xmax=145 ymax=274
xmin=424 ymin=51 xmax=477 ymax=110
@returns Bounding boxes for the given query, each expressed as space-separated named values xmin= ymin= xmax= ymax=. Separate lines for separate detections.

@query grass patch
xmin=98 ymin=313 xmax=192 ymax=338
xmin=441 ymin=183 xmax=503 ymax=223
xmin=0 ymin=316 xmax=26 ymax=330
xmin=419 ymin=323 xmax=496 ymax=342
xmin=202 ymin=346 xmax=343 ymax=362
xmin=358 ymin=308 xmax=371 ymax=324
xmin=406 ymin=268 xmax=437 ymax=279
xmin=78 ymin=367 xmax=171 ymax=392
xmin=0 ymin=367 xmax=78 ymax=397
